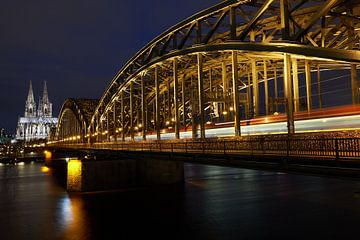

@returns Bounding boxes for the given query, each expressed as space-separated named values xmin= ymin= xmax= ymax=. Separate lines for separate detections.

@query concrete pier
xmin=52 ymin=156 xmax=184 ymax=192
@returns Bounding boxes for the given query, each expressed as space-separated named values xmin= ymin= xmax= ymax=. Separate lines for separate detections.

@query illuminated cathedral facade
xmin=16 ymin=81 xmax=58 ymax=142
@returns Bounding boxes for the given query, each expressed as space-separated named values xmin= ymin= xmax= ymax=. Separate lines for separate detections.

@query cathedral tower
xmin=38 ymin=81 xmax=52 ymax=117
xmin=24 ymin=81 xmax=36 ymax=117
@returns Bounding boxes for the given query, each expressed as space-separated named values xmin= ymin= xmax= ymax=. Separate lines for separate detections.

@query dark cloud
xmin=0 ymin=0 xmax=221 ymax=133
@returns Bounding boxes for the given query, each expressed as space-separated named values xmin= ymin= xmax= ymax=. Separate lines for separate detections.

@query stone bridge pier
xmin=46 ymin=149 xmax=184 ymax=192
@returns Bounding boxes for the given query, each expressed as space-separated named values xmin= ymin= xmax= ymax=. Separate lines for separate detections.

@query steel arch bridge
xmin=53 ymin=0 xmax=360 ymax=144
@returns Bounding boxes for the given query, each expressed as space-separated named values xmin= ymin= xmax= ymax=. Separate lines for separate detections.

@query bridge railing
xmin=49 ymin=137 xmax=360 ymax=160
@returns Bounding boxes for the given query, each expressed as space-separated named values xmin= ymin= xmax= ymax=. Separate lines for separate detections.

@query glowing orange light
xmin=67 ymin=159 xmax=82 ymax=192
xmin=44 ymin=150 xmax=52 ymax=165
xmin=41 ymin=166 xmax=50 ymax=173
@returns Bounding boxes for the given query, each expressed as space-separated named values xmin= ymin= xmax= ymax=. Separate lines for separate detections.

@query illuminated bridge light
xmin=44 ymin=150 xmax=52 ymax=165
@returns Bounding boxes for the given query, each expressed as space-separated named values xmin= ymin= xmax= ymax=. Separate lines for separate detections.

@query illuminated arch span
xmin=55 ymin=98 xmax=98 ymax=142
xmin=60 ymin=0 xmax=360 ymax=143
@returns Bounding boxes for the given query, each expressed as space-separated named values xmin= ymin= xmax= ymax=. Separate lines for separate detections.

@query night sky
xmin=0 ymin=0 xmax=221 ymax=134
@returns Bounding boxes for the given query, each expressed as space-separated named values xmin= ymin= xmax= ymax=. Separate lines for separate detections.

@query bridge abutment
xmin=50 ymin=153 xmax=184 ymax=192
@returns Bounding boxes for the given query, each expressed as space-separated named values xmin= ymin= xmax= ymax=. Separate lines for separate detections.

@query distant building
xmin=0 ymin=128 xmax=11 ymax=145
xmin=16 ymin=81 xmax=58 ymax=142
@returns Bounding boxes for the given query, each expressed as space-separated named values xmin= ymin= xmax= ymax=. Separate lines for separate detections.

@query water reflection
xmin=0 ymin=162 xmax=360 ymax=240
xmin=57 ymin=196 xmax=73 ymax=231
xmin=57 ymin=194 xmax=89 ymax=240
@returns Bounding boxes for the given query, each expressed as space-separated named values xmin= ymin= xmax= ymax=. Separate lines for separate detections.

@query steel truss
xmin=54 ymin=0 xmax=360 ymax=143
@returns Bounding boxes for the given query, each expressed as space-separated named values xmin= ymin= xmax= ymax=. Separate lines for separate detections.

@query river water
xmin=0 ymin=161 xmax=360 ymax=240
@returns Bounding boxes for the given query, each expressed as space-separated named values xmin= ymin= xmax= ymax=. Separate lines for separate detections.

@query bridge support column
xmin=292 ymin=58 xmax=300 ymax=112
xmin=191 ymin=76 xmax=197 ymax=139
xmin=252 ymin=59 xmax=259 ymax=117
xmin=113 ymin=101 xmax=117 ymax=141
xmin=155 ymin=66 xmax=161 ymax=140
xmin=197 ymin=53 xmax=205 ymax=139
xmin=130 ymin=81 xmax=134 ymax=141
xmin=317 ymin=65 xmax=323 ymax=109
xmin=209 ymin=68 xmax=212 ymax=98
xmin=96 ymin=114 xmax=100 ymax=142
xmin=121 ymin=91 xmax=125 ymax=141
xmin=246 ymin=71 xmax=251 ymax=118
xmin=280 ymin=0 xmax=291 ymax=40
xmin=141 ymin=74 xmax=146 ymax=140
xmin=284 ymin=53 xmax=295 ymax=135
xmin=351 ymin=64 xmax=359 ymax=105
xmin=274 ymin=64 xmax=278 ymax=112
xmin=222 ymin=60 xmax=227 ymax=116
xmin=107 ymin=111 xmax=110 ymax=142
xmin=305 ymin=60 xmax=312 ymax=112
xmin=100 ymin=118 xmax=104 ymax=143
xmin=232 ymin=50 xmax=241 ymax=136
xmin=91 ymin=124 xmax=95 ymax=143
xmin=173 ymin=58 xmax=180 ymax=139
xmin=167 ymin=80 xmax=171 ymax=121
xmin=182 ymin=75 xmax=186 ymax=128
xmin=263 ymin=60 xmax=269 ymax=115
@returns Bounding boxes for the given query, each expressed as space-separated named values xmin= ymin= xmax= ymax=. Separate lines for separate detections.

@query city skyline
xmin=0 ymin=0 xmax=220 ymax=133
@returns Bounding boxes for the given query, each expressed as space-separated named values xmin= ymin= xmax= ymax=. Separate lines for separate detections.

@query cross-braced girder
xmin=54 ymin=0 xmax=360 ymax=144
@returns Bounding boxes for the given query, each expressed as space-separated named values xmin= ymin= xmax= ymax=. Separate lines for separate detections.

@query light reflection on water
xmin=57 ymin=194 xmax=89 ymax=240
xmin=0 ymin=162 xmax=360 ymax=240
xmin=58 ymin=196 xmax=73 ymax=230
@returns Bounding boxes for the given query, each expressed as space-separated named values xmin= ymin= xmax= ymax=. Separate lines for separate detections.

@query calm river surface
xmin=0 ymin=161 xmax=360 ymax=240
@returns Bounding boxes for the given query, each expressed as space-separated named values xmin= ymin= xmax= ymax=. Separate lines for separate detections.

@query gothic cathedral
xmin=16 ymin=81 xmax=58 ymax=142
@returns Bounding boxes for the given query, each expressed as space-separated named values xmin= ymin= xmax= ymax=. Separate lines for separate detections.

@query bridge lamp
xmin=229 ymin=107 xmax=234 ymax=112
xmin=44 ymin=150 xmax=52 ymax=164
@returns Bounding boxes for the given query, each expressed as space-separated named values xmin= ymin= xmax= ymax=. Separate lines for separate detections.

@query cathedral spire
xmin=27 ymin=81 xmax=35 ymax=103
xmin=42 ymin=81 xmax=49 ymax=103
xmin=25 ymin=80 xmax=36 ymax=117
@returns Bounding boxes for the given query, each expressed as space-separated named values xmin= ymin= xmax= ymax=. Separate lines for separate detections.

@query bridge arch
xmin=57 ymin=0 xmax=360 ymax=143
xmin=54 ymin=99 xmax=98 ymax=143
